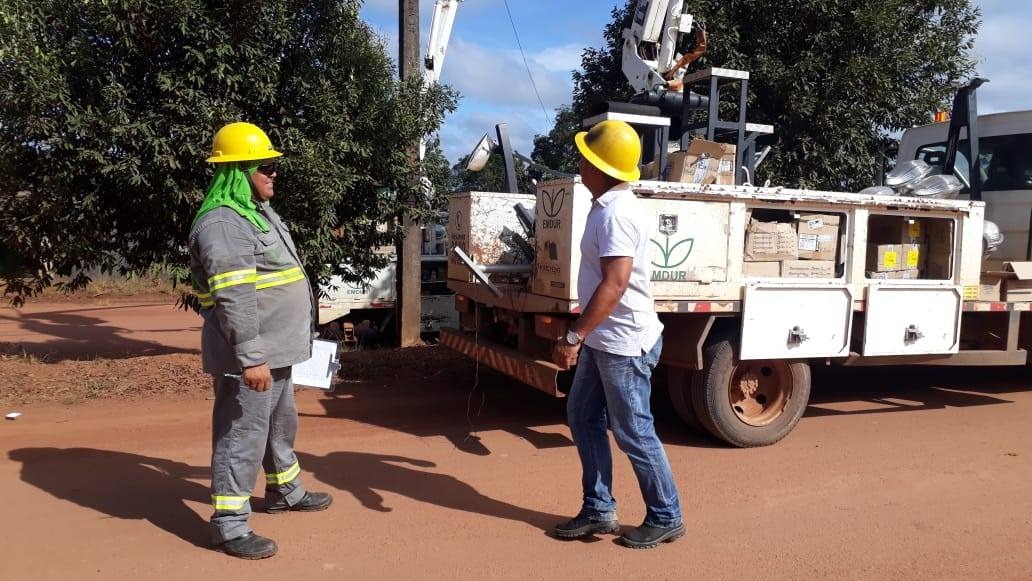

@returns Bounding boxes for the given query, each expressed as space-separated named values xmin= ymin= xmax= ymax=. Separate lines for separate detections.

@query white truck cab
xmin=898 ymin=111 xmax=1032 ymax=262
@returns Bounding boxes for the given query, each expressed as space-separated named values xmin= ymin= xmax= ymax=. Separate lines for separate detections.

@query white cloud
xmin=441 ymin=37 xmax=574 ymax=112
xmin=524 ymin=43 xmax=584 ymax=74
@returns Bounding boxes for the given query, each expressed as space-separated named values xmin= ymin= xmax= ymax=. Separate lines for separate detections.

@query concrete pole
xmin=396 ymin=0 xmax=423 ymax=347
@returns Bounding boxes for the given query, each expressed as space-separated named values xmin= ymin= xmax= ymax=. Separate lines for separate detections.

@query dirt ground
xmin=1 ymin=300 xmax=1031 ymax=580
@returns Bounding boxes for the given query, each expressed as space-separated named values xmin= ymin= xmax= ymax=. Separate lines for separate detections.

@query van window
xmin=914 ymin=133 xmax=1032 ymax=192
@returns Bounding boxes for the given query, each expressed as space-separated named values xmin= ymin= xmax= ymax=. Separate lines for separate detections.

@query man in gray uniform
xmin=190 ymin=122 xmax=332 ymax=560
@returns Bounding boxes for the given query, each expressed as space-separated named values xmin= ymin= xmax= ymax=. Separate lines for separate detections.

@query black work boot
xmin=554 ymin=515 xmax=620 ymax=539
xmin=219 ymin=532 xmax=278 ymax=559
xmin=266 ymin=490 xmax=333 ymax=514
xmin=620 ymin=522 xmax=686 ymax=549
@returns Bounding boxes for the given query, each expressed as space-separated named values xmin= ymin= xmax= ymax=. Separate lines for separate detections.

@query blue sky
xmin=360 ymin=0 xmax=1031 ymax=164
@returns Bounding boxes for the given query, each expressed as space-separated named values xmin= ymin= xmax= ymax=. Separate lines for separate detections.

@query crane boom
xmin=424 ymin=0 xmax=460 ymax=88
xmin=621 ymin=0 xmax=702 ymax=94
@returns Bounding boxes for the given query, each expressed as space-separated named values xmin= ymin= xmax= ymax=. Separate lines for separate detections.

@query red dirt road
xmin=1 ymin=303 xmax=1031 ymax=579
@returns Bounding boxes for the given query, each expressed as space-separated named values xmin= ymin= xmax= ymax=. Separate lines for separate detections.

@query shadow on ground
xmin=0 ymin=304 xmax=200 ymax=361
xmin=806 ymin=365 xmax=1029 ymax=418
xmin=297 ymin=450 xmax=564 ymax=531
xmin=7 ymin=448 xmax=210 ymax=547
xmin=306 ymin=347 xmax=719 ymax=454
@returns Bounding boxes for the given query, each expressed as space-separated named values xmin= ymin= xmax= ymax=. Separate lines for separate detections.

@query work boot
xmin=554 ymin=515 xmax=620 ymax=539
xmin=266 ymin=490 xmax=333 ymax=514
xmin=620 ymin=522 xmax=686 ymax=549
xmin=218 ymin=532 xmax=278 ymax=560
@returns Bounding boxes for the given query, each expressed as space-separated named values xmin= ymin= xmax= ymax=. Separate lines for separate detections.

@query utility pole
xmin=396 ymin=0 xmax=422 ymax=347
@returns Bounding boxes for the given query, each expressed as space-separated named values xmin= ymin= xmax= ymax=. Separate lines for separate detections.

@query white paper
xmin=292 ymin=340 xmax=340 ymax=390
xmin=5 ymin=412 xmax=22 ymax=420
xmin=798 ymin=233 xmax=820 ymax=252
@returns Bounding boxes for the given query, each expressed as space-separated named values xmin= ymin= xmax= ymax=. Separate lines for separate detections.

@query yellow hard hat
xmin=574 ymin=120 xmax=641 ymax=182
xmin=206 ymin=122 xmax=283 ymax=163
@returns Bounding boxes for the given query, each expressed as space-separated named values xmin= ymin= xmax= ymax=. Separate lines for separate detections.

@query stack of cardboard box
xmin=743 ymin=212 xmax=840 ymax=278
xmin=979 ymin=262 xmax=1032 ymax=302
xmin=866 ymin=218 xmax=926 ymax=279
xmin=664 ymin=139 xmax=738 ymax=186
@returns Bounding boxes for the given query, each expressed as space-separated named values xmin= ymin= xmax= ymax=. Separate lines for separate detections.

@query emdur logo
xmin=650 ymin=214 xmax=694 ymax=269
xmin=541 ymin=188 xmax=565 ymax=218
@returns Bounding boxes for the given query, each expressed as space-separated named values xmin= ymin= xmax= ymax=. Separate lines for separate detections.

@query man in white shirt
xmin=552 ymin=120 xmax=683 ymax=549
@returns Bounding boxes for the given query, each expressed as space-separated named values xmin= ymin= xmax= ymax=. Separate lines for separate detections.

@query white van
xmin=898 ymin=111 xmax=1032 ymax=262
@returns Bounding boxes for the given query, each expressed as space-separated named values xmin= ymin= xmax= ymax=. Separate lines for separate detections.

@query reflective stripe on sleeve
xmin=196 ymin=291 xmax=215 ymax=308
xmin=208 ymin=268 xmax=257 ymax=292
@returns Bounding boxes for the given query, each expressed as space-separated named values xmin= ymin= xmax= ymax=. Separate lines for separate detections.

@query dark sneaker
xmin=266 ymin=491 xmax=334 ymax=514
xmin=218 ymin=532 xmax=278 ymax=560
xmin=620 ymin=523 xmax=686 ymax=549
xmin=554 ymin=515 xmax=620 ymax=539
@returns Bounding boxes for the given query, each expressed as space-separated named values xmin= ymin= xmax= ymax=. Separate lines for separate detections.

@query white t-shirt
xmin=577 ymin=183 xmax=663 ymax=357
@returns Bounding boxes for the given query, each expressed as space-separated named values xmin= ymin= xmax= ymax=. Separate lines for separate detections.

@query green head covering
xmin=193 ymin=162 xmax=270 ymax=232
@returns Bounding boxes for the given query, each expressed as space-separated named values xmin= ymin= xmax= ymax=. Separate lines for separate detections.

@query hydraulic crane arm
xmin=621 ymin=0 xmax=706 ymax=94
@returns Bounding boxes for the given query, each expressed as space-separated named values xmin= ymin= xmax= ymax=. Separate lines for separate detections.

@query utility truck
xmin=439 ymin=0 xmax=1032 ymax=448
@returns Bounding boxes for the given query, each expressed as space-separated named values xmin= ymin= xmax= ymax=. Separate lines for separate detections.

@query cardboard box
xmin=781 ymin=260 xmax=835 ymax=279
xmin=640 ymin=160 xmax=659 ymax=180
xmin=1002 ymin=262 xmax=1032 ymax=301
xmin=924 ymin=244 xmax=953 ymax=280
xmin=977 ymin=274 xmax=1004 ymax=302
xmin=902 ymin=243 xmax=924 ymax=270
xmin=796 ymin=213 xmax=840 ymax=261
xmin=867 ymin=269 xmax=922 ymax=280
xmin=667 ymin=140 xmax=737 ymax=186
xmin=869 ymin=217 xmax=925 ymax=244
xmin=743 ymin=261 xmax=781 ymax=278
xmin=745 ymin=220 xmax=799 ymax=262
xmin=866 ymin=244 xmax=902 ymax=272
xmin=866 ymin=244 xmax=922 ymax=272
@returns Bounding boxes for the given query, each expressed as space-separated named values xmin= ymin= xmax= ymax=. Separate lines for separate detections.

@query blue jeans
xmin=567 ymin=336 xmax=682 ymax=528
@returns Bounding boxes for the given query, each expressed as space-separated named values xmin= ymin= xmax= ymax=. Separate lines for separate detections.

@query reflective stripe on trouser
xmin=210 ymin=366 xmax=307 ymax=543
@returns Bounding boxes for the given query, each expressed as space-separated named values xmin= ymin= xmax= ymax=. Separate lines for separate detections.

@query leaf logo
xmin=454 ymin=211 xmax=463 ymax=230
xmin=542 ymin=188 xmax=566 ymax=218
xmin=651 ymin=236 xmax=694 ymax=269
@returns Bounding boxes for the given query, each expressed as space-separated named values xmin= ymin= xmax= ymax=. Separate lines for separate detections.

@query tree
xmin=531 ymin=105 xmax=580 ymax=175
xmin=533 ymin=0 xmax=980 ymax=190
xmin=0 ymin=0 xmax=457 ymax=304
xmin=571 ymin=2 xmax=636 ymax=119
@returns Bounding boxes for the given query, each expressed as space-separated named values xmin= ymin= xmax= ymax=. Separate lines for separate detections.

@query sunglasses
xmin=255 ymin=163 xmax=279 ymax=176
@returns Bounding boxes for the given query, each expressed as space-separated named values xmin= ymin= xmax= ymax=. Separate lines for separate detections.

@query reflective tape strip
xmin=255 ymin=267 xmax=305 ymax=290
xmin=196 ymin=291 xmax=215 ymax=309
xmin=265 ymin=461 xmax=300 ymax=485
xmin=211 ymin=494 xmax=249 ymax=511
xmin=209 ymin=268 xmax=258 ymax=292
xmin=208 ymin=272 xmax=256 ymax=293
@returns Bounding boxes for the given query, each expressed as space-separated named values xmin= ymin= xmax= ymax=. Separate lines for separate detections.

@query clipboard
xmin=292 ymin=339 xmax=341 ymax=390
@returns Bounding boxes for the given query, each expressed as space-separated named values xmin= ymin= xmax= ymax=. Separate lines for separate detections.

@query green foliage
xmin=531 ymin=105 xmax=580 ymax=175
xmin=571 ymin=2 xmax=636 ymax=118
xmin=533 ymin=0 xmax=981 ymax=191
xmin=0 ymin=0 xmax=457 ymax=304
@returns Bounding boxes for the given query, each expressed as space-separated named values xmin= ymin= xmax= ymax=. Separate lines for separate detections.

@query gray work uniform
xmin=188 ymin=203 xmax=317 ymax=543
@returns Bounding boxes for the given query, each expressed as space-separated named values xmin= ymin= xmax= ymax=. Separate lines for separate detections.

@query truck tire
xmin=691 ymin=332 xmax=811 ymax=447
xmin=665 ymin=367 xmax=703 ymax=431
